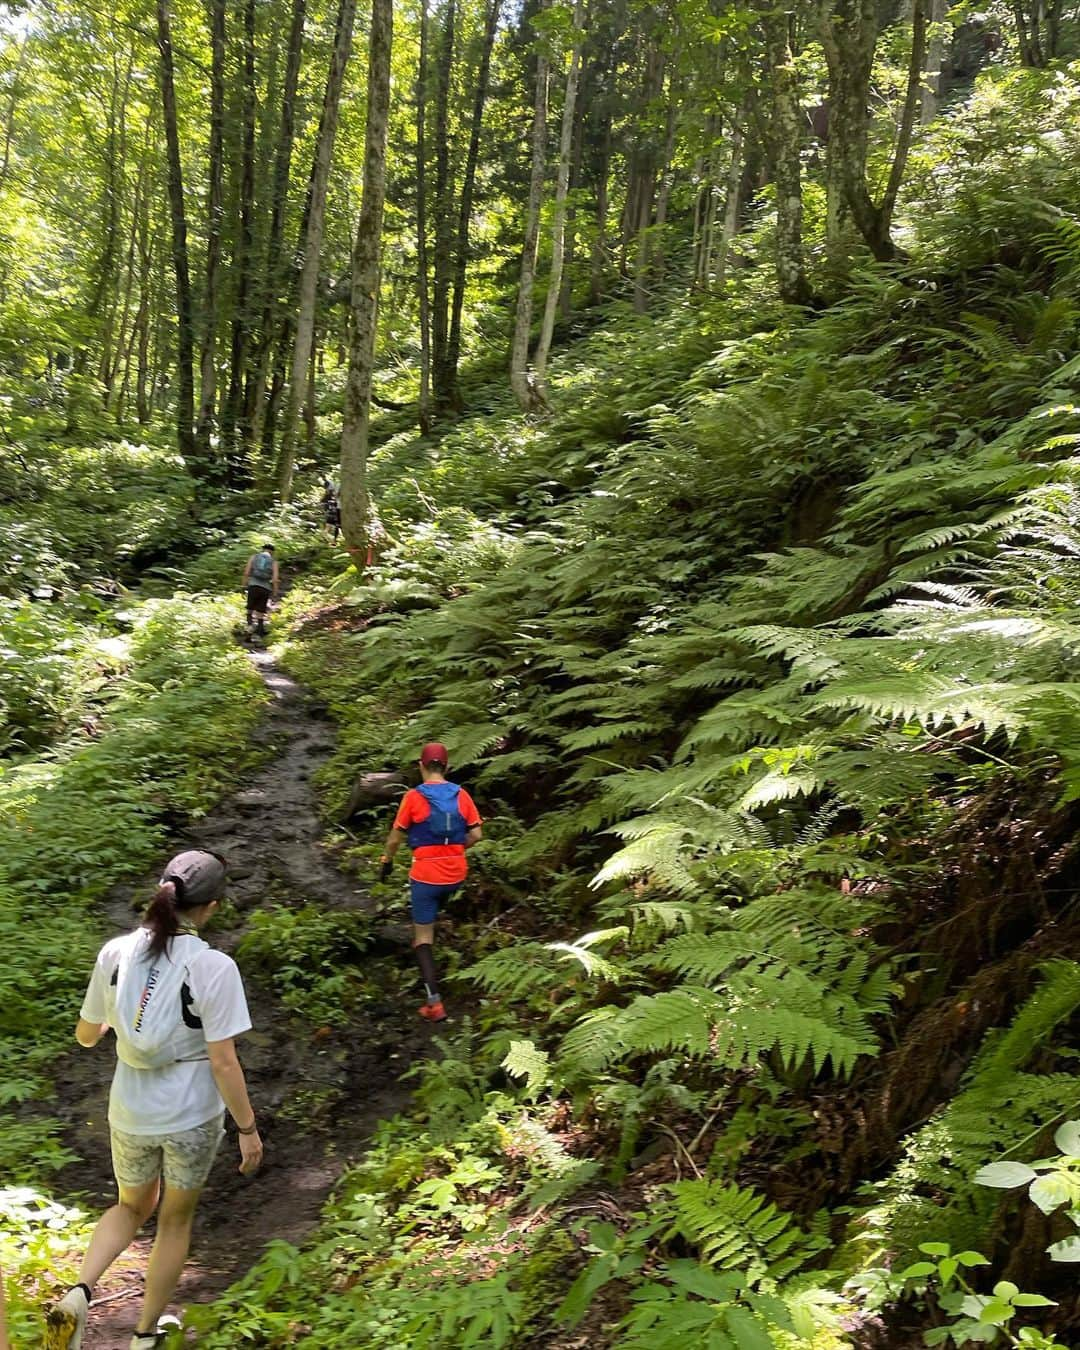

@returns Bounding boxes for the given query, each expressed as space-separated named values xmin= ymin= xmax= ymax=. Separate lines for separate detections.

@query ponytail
xmin=144 ymin=881 xmax=181 ymax=961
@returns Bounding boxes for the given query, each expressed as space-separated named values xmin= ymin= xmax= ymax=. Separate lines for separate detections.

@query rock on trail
xmin=52 ymin=648 xmax=429 ymax=1349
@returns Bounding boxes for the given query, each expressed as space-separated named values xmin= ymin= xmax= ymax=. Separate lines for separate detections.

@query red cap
xmin=420 ymin=741 xmax=449 ymax=767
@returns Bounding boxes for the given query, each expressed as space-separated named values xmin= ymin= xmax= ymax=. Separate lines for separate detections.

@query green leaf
xmin=973 ymin=1161 xmax=1038 ymax=1188
xmin=1029 ymin=1173 xmax=1073 ymax=1215
xmin=956 ymin=1251 xmax=991 ymax=1267
xmin=899 ymin=1261 xmax=936 ymax=1279
xmin=938 ymin=1256 xmax=959 ymax=1284
xmin=724 ymin=1308 xmax=774 ymax=1350
xmin=919 ymin=1242 xmax=952 ymax=1257
xmin=977 ymin=1298 xmax=1015 ymax=1325
xmin=1046 ymin=1236 xmax=1080 ymax=1262
xmin=1011 ymin=1294 xmax=1057 ymax=1307
xmin=992 ymin=1281 xmax=1019 ymax=1299
xmin=1053 ymin=1120 xmax=1080 ymax=1155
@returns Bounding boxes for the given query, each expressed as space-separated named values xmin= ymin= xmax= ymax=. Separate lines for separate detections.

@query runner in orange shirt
xmin=379 ymin=742 xmax=482 ymax=1021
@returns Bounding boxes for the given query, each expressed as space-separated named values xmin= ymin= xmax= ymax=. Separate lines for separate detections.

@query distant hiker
xmin=241 ymin=542 xmax=278 ymax=637
xmin=45 ymin=851 xmax=262 ymax=1350
xmin=321 ymin=479 xmax=341 ymax=543
xmin=379 ymin=742 xmax=482 ymax=1022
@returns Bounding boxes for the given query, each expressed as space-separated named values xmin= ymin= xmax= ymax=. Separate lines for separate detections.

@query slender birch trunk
xmin=196 ymin=0 xmax=226 ymax=454
xmin=155 ymin=0 xmax=197 ymax=461
xmin=509 ymin=6 xmax=549 ymax=413
xmin=533 ymin=0 xmax=583 ymax=400
xmin=277 ymin=0 xmax=358 ymax=500
xmin=221 ymin=0 xmax=257 ymax=466
xmin=761 ymin=9 xmax=811 ymax=306
xmin=430 ymin=0 xmax=457 ymax=412
xmin=416 ymin=0 xmax=433 ymax=431
xmin=340 ymin=0 xmax=393 ymax=552
xmin=442 ymin=0 xmax=503 ymax=410
xmin=248 ymin=0 xmax=307 ymax=447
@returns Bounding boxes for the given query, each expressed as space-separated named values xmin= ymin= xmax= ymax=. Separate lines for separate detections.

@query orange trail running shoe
xmin=418 ymin=1001 xmax=447 ymax=1022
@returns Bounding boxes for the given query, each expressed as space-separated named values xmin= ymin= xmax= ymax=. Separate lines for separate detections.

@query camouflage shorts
xmin=110 ymin=1114 xmax=225 ymax=1190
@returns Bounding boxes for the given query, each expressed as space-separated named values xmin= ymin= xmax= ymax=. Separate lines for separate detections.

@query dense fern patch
xmin=176 ymin=62 xmax=1080 ymax=1348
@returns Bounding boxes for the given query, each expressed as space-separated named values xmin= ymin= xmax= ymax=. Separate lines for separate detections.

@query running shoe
xmin=129 ymin=1314 xmax=183 ymax=1348
xmin=418 ymin=1000 xmax=447 ymax=1022
xmin=44 ymin=1286 xmax=89 ymax=1349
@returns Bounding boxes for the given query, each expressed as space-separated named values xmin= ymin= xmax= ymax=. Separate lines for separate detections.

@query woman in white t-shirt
xmin=45 ymin=851 xmax=263 ymax=1350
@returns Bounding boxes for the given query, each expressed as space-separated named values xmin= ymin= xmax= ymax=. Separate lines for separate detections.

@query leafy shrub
xmin=237 ymin=905 xmax=373 ymax=1027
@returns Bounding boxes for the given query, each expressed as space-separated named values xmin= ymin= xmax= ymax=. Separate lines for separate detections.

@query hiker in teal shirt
xmin=241 ymin=544 xmax=278 ymax=637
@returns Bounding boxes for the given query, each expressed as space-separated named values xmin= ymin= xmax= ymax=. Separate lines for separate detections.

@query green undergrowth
xmin=189 ymin=64 xmax=1080 ymax=1348
xmin=0 ymin=435 xmax=194 ymax=593
xmin=237 ymin=905 xmax=376 ymax=1028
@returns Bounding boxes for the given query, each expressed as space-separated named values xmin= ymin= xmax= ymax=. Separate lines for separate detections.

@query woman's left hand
xmin=239 ymin=1129 xmax=264 ymax=1175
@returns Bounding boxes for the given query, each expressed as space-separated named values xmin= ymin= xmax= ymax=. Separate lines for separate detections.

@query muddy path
xmin=51 ymin=647 xmax=430 ymax=1349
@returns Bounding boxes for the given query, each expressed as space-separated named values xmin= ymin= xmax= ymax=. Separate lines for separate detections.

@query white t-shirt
xmin=81 ymin=929 xmax=252 ymax=1136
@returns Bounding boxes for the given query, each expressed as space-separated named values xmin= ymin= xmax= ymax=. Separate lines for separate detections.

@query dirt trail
xmin=52 ymin=647 xmax=427 ymax=1349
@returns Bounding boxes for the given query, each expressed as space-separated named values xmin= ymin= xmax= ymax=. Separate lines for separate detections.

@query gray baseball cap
xmin=160 ymin=850 xmax=228 ymax=906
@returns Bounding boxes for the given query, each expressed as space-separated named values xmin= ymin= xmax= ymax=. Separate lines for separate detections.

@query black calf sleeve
xmin=413 ymin=943 xmax=440 ymax=1003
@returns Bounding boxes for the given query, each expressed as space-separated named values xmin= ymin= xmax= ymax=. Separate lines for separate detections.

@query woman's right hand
xmin=239 ymin=1128 xmax=263 ymax=1175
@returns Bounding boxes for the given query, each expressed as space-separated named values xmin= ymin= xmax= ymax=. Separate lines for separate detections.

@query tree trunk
xmin=248 ymin=0 xmax=307 ymax=448
xmin=430 ymin=0 xmax=457 ymax=413
xmin=630 ymin=42 xmax=665 ymax=313
xmin=589 ymin=120 xmax=611 ymax=304
xmin=304 ymin=322 xmax=318 ymax=446
xmin=196 ymin=0 xmax=226 ymax=455
xmin=135 ymin=190 xmax=155 ymax=426
xmin=415 ymin=0 xmax=433 ymax=431
xmin=877 ymin=0 xmax=927 ymax=240
xmin=819 ymin=0 xmax=926 ymax=262
xmin=108 ymin=140 xmax=146 ymax=419
xmin=97 ymin=50 xmax=133 ymax=405
xmin=649 ymin=86 xmax=678 ymax=295
xmin=1012 ymin=0 xmax=1047 ymax=64
xmin=761 ymin=9 xmax=812 ymax=306
xmin=0 ymin=37 xmax=26 ymax=192
xmin=715 ymin=120 xmax=745 ymax=286
xmin=559 ymin=72 xmax=586 ymax=321
xmin=156 ymin=0 xmax=197 ymax=462
xmin=533 ymin=0 xmax=583 ymax=398
xmin=509 ymin=8 xmax=548 ymax=413
xmin=276 ymin=0 xmax=358 ymax=501
xmin=221 ymin=0 xmax=257 ymax=468
xmin=921 ymin=0 xmax=949 ymax=122
xmin=692 ymin=159 xmax=710 ymax=289
xmin=340 ymin=0 xmax=393 ymax=553
xmin=442 ymin=0 xmax=502 ymax=412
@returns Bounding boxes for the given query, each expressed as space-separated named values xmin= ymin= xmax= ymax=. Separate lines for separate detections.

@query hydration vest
xmin=407 ymin=782 xmax=469 ymax=848
xmin=112 ymin=932 xmax=210 ymax=1070
xmin=250 ymin=551 xmax=274 ymax=586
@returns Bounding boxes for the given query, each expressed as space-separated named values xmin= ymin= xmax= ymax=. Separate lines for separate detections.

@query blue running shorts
xmin=410 ymin=879 xmax=461 ymax=925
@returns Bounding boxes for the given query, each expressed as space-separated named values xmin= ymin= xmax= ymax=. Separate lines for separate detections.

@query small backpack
xmin=250 ymin=551 xmax=274 ymax=585
xmin=408 ymin=782 xmax=469 ymax=847
xmin=112 ymin=933 xmax=209 ymax=1070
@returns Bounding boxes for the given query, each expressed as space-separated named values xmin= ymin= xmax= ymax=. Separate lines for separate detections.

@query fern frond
xmin=560 ymin=986 xmax=723 ymax=1071
xmin=666 ymin=1180 xmax=829 ymax=1281
xmin=502 ymin=1040 xmax=553 ymax=1098
xmin=547 ymin=927 xmax=629 ymax=983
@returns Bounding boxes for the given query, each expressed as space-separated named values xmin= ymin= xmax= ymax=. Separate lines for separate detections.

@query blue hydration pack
xmin=408 ymin=782 xmax=468 ymax=848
